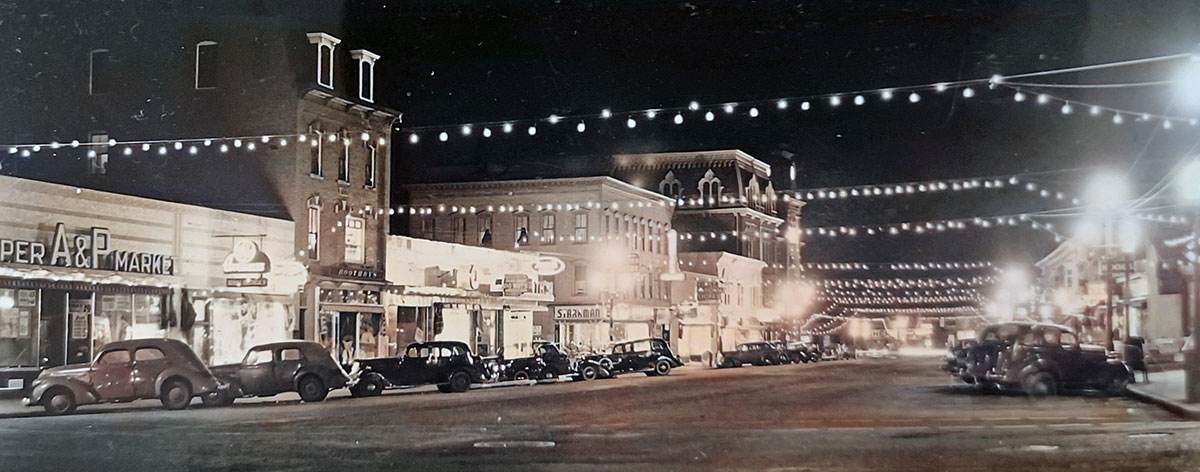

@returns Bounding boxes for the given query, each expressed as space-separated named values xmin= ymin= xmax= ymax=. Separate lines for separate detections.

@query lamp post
xmin=1175 ymin=160 xmax=1200 ymax=403
xmin=1083 ymin=170 xmax=1130 ymax=351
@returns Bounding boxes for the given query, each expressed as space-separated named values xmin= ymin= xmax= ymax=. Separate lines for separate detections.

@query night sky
xmin=349 ymin=0 xmax=1200 ymax=267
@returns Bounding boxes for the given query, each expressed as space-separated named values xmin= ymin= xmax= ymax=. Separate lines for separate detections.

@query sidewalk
xmin=1127 ymin=368 xmax=1200 ymax=420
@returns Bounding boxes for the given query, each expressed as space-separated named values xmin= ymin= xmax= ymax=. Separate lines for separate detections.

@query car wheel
xmin=351 ymin=374 xmax=385 ymax=397
xmin=1105 ymin=375 xmax=1130 ymax=396
xmin=42 ymin=388 xmax=76 ymax=415
xmin=580 ymin=364 xmax=600 ymax=381
xmin=160 ymin=379 xmax=193 ymax=410
xmin=447 ymin=371 xmax=471 ymax=393
xmin=512 ymin=370 xmax=530 ymax=381
xmin=541 ymin=368 xmax=558 ymax=380
xmin=653 ymin=359 xmax=673 ymax=376
xmin=298 ymin=375 xmax=328 ymax=402
xmin=201 ymin=389 xmax=235 ymax=407
xmin=790 ymin=354 xmax=803 ymax=364
xmin=1022 ymin=372 xmax=1057 ymax=397
xmin=599 ymin=358 xmax=613 ymax=370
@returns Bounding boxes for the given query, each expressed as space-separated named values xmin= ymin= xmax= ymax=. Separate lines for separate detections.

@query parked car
xmin=576 ymin=338 xmax=682 ymax=380
xmin=23 ymin=338 xmax=221 ymax=415
xmin=718 ymin=342 xmax=787 ymax=368
xmin=768 ymin=341 xmax=813 ymax=364
xmin=987 ymin=323 xmax=1133 ymax=396
xmin=500 ymin=343 xmax=571 ymax=381
xmin=957 ymin=322 xmax=1037 ymax=388
xmin=943 ymin=339 xmax=978 ymax=376
xmin=349 ymin=341 xmax=489 ymax=396
xmin=203 ymin=341 xmax=349 ymax=406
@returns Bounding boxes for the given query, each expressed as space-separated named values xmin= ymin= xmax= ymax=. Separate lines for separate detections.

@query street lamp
xmin=1174 ymin=159 xmax=1200 ymax=403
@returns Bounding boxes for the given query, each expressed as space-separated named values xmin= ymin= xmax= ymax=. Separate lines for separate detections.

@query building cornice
xmin=407 ymin=176 xmax=674 ymax=204
xmin=612 ymin=149 xmax=772 ymax=177
xmin=674 ymin=206 xmax=784 ymax=225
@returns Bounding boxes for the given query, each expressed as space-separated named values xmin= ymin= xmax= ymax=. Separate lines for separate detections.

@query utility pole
xmin=1104 ymin=216 xmax=1116 ymax=351
xmin=1188 ymin=210 xmax=1200 ymax=403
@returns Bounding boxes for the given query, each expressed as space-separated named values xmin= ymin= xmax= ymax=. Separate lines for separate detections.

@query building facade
xmin=670 ymin=252 xmax=767 ymax=364
xmin=0 ymin=175 xmax=304 ymax=391
xmin=0 ymin=3 xmax=397 ymax=364
xmin=402 ymin=177 xmax=675 ymax=351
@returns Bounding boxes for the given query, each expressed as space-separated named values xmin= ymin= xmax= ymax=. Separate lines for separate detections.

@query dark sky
xmin=350 ymin=0 xmax=1200 ymax=267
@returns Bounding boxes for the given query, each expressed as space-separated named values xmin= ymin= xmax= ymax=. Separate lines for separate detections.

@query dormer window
xmin=351 ymin=49 xmax=379 ymax=103
xmin=306 ymin=32 xmax=341 ymax=89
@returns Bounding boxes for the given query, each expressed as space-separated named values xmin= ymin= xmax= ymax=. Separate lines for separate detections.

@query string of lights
xmin=395 ymin=52 xmax=1196 ymax=144
xmin=803 ymin=275 xmax=999 ymax=289
xmin=2 ymin=130 xmax=387 ymax=156
xmin=801 ymin=261 xmax=994 ymax=271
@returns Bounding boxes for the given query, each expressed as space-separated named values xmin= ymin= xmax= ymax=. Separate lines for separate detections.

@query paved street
xmin=1 ymin=355 xmax=1196 ymax=471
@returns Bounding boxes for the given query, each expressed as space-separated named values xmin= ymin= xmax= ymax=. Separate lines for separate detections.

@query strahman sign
xmin=0 ymin=223 xmax=175 ymax=275
xmin=553 ymin=305 xmax=603 ymax=321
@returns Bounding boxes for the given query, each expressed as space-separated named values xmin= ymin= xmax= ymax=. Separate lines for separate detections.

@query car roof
xmin=247 ymin=341 xmax=324 ymax=351
xmin=99 ymin=338 xmax=188 ymax=351
xmin=407 ymin=341 xmax=470 ymax=348
xmin=615 ymin=338 xmax=665 ymax=344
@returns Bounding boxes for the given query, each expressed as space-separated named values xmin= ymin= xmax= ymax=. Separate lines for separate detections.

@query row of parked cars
xmin=943 ymin=322 xmax=1135 ymax=396
xmin=22 ymin=336 xmax=694 ymax=415
xmin=716 ymin=341 xmax=839 ymax=367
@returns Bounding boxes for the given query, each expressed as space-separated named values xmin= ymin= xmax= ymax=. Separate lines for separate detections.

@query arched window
xmin=698 ymin=169 xmax=721 ymax=205
xmin=659 ymin=171 xmax=682 ymax=198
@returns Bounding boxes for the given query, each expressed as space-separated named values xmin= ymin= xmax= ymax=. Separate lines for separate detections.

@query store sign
xmin=531 ymin=256 xmax=566 ymax=276
xmin=553 ymin=305 xmax=603 ymax=321
xmin=0 ymin=223 xmax=174 ymax=275
xmin=226 ymin=277 xmax=268 ymax=288
xmin=222 ymin=239 xmax=271 ymax=274
xmin=501 ymin=274 xmax=531 ymax=297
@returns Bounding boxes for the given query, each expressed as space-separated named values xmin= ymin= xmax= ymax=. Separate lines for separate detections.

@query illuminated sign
xmin=0 ymin=223 xmax=174 ymax=275
xmin=553 ymin=305 xmax=603 ymax=321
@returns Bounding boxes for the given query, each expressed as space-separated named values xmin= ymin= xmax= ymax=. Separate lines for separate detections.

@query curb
xmin=1126 ymin=385 xmax=1200 ymax=421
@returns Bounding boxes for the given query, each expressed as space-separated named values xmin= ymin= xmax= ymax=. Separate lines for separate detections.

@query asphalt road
xmin=1 ymin=355 xmax=1197 ymax=471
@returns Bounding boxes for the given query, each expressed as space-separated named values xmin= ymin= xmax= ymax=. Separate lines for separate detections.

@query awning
xmin=0 ymin=264 xmax=181 ymax=294
xmin=318 ymin=302 xmax=385 ymax=314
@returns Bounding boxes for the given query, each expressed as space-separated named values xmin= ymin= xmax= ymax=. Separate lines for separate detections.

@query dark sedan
xmin=719 ymin=342 xmax=786 ymax=368
xmin=988 ymin=323 xmax=1133 ymax=396
xmin=349 ymin=341 xmax=489 ymax=395
xmin=204 ymin=341 xmax=350 ymax=406
xmin=577 ymin=338 xmax=682 ymax=380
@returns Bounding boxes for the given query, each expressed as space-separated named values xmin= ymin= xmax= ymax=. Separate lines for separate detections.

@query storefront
xmin=312 ymin=278 xmax=387 ymax=365
xmin=0 ymin=175 xmax=301 ymax=391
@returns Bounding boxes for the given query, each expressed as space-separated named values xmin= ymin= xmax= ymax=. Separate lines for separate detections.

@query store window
xmin=0 ymin=289 xmax=37 ymax=367
xmin=345 ymin=216 xmax=365 ymax=264
xmin=338 ymin=140 xmax=350 ymax=182
xmin=88 ymin=132 xmax=109 ymax=175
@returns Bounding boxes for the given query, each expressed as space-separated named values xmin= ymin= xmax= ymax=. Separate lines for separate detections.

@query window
xmin=89 ymin=49 xmax=112 ymax=95
xmin=309 ymin=131 xmax=323 ymax=177
xmin=453 ymin=218 xmax=466 ymax=244
xmin=573 ymin=213 xmax=588 ymax=243
xmin=280 ymin=348 xmax=302 ymax=361
xmin=306 ymin=32 xmax=341 ymax=89
xmin=364 ymin=145 xmax=377 ymax=187
xmin=338 ymin=138 xmax=349 ymax=182
xmin=542 ymin=214 xmax=556 ymax=244
xmin=345 ymin=216 xmax=365 ymax=264
xmin=422 ymin=217 xmax=437 ymax=240
xmin=515 ymin=214 xmax=529 ymax=246
xmin=351 ymin=49 xmax=379 ymax=103
xmin=195 ymin=41 xmax=218 ymax=89
xmin=243 ymin=348 xmax=273 ymax=365
xmin=88 ymin=132 xmax=109 ymax=175
xmin=478 ymin=215 xmax=493 ymax=246
xmin=134 ymin=347 xmax=166 ymax=361
xmin=574 ymin=263 xmax=588 ymax=295
xmin=97 ymin=349 xmax=129 ymax=365
xmin=307 ymin=201 xmax=321 ymax=260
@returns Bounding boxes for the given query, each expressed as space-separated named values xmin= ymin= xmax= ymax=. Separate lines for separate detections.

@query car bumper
xmin=20 ymin=396 xmax=34 ymax=407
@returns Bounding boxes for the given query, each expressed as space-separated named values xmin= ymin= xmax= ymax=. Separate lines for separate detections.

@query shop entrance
xmin=36 ymin=290 xmax=93 ymax=367
xmin=326 ymin=311 xmax=383 ymax=365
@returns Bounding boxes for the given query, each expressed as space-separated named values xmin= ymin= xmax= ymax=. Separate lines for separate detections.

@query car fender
xmin=28 ymin=377 xmax=97 ymax=406
xmin=155 ymin=367 xmax=219 ymax=396
xmin=655 ymin=355 xmax=683 ymax=368
xmin=1014 ymin=361 xmax=1057 ymax=385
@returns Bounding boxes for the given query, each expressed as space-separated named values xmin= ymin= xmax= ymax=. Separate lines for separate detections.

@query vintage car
xmin=768 ymin=341 xmax=813 ymax=364
xmin=500 ymin=343 xmax=572 ymax=381
xmin=349 ymin=341 xmax=489 ymax=396
xmin=987 ymin=323 xmax=1133 ymax=396
xmin=203 ymin=341 xmax=350 ymax=406
xmin=576 ymin=338 xmax=683 ymax=380
xmin=23 ymin=338 xmax=222 ymax=415
xmin=958 ymin=322 xmax=1038 ymax=388
xmin=943 ymin=339 xmax=978 ymax=376
xmin=718 ymin=342 xmax=787 ymax=368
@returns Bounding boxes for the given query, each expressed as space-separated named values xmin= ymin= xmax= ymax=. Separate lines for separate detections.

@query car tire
xmin=1105 ymin=375 xmax=1130 ymax=396
xmin=599 ymin=358 xmax=613 ymax=370
xmin=42 ymin=388 xmax=76 ymax=415
xmin=1022 ymin=372 xmax=1057 ymax=397
xmin=202 ymin=389 xmax=236 ymax=407
xmin=446 ymin=371 xmax=471 ymax=393
xmin=160 ymin=379 xmax=193 ymax=410
xmin=790 ymin=354 xmax=803 ymax=364
xmin=351 ymin=374 xmax=385 ymax=398
xmin=541 ymin=368 xmax=558 ymax=380
xmin=298 ymin=375 xmax=328 ymax=402
xmin=512 ymin=371 xmax=530 ymax=381
xmin=653 ymin=359 xmax=673 ymax=376
xmin=580 ymin=364 xmax=600 ymax=381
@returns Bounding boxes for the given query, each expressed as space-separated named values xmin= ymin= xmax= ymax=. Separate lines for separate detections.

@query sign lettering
xmin=0 ymin=224 xmax=174 ymax=275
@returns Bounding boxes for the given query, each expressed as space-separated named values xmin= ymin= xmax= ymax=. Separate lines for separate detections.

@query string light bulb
xmin=409 ymin=133 xmax=419 ymax=144
xmin=777 ymin=99 xmax=788 ymax=109
xmin=854 ymin=95 xmax=865 ymax=105
xmin=646 ymin=110 xmax=657 ymax=119
xmin=601 ymin=108 xmax=612 ymax=119
xmin=961 ymin=87 xmax=975 ymax=98
xmin=909 ymin=92 xmax=920 ymax=103
xmin=674 ymin=113 xmax=684 ymax=124
xmin=461 ymin=125 xmax=472 ymax=136
xmin=548 ymin=114 xmax=561 ymax=124
xmin=801 ymin=101 xmax=811 ymax=110
xmin=748 ymin=107 xmax=759 ymax=117
xmin=482 ymin=127 xmax=492 ymax=138
xmin=881 ymin=90 xmax=893 ymax=101
xmin=1014 ymin=91 xmax=1026 ymax=102
xmin=705 ymin=110 xmax=715 ymax=121
xmin=577 ymin=121 xmax=586 ymax=132
xmin=1061 ymin=103 xmax=1073 ymax=114
xmin=503 ymin=123 xmax=514 ymax=133
xmin=527 ymin=125 xmax=537 ymax=135
xmin=829 ymin=96 xmax=842 ymax=107
xmin=626 ymin=118 xmax=637 ymax=128
xmin=935 ymin=83 xmax=948 ymax=92
xmin=688 ymin=101 xmax=700 ymax=111
xmin=723 ymin=103 xmax=735 ymax=114
xmin=438 ymin=132 xmax=448 ymax=142
xmin=1113 ymin=113 xmax=1124 ymax=124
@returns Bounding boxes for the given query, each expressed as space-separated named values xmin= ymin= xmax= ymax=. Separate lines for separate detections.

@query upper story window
xmin=351 ymin=49 xmax=379 ymax=103
xmin=344 ymin=216 xmax=365 ymax=264
xmin=659 ymin=171 xmax=682 ymax=198
xmin=89 ymin=49 xmax=112 ymax=95
xmin=573 ymin=213 xmax=588 ymax=243
xmin=573 ymin=263 xmax=588 ymax=295
xmin=306 ymin=196 xmax=321 ymax=260
xmin=364 ymin=145 xmax=377 ymax=188
xmin=541 ymin=214 xmax=556 ymax=244
xmin=478 ymin=215 xmax=493 ymax=246
xmin=338 ymin=137 xmax=350 ymax=183
xmin=422 ymin=217 xmax=436 ymax=240
xmin=453 ymin=218 xmax=466 ymax=244
xmin=195 ymin=41 xmax=218 ymax=89
xmin=699 ymin=169 xmax=721 ymax=205
xmin=309 ymin=130 xmax=323 ymax=177
xmin=515 ymin=214 xmax=530 ymax=246
xmin=306 ymin=32 xmax=342 ymax=89
xmin=88 ymin=132 xmax=109 ymax=175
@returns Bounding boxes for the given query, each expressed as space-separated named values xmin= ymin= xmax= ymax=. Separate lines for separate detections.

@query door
xmin=238 ymin=347 xmax=276 ymax=395
xmin=274 ymin=347 xmax=304 ymax=392
xmin=91 ymin=348 xmax=134 ymax=400
xmin=130 ymin=346 xmax=170 ymax=398
xmin=394 ymin=344 xmax=429 ymax=385
xmin=39 ymin=290 xmax=68 ymax=368
xmin=336 ymin=312 xmax=358 ymax=364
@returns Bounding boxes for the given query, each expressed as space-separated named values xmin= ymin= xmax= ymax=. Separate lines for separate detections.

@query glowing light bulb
xmin=219 ymin=144 xmax=229 ymax=153
xmin=1013 ymin=91 xmax=1026 ymax=102
xmin=158 ymin=146 xmax=167 ymax=155
xmin=909 ymin=92 xmax=920 ymax=103
xmin=577 ymin=121 xmax=586 ymax=132
xmin=705 ymin=111 xmax=715 ymax=121
xmin=1113 ymin=113 xmax=1124 ymax=124
xmin=601 ymin=109 xmax=612 ymax=119
xmin=854 ymin=95 xmax=865 ymax=105
xmin=1061 ymin=103 xmax=1073 ymax=114
xmin=935 ymin=83 xmax=947 ymax=92
xmin=748 ymin=107 xmax=759 ymax=117
xmin=528 ymin=125 xmax=537 ymax=135
xmin=776 ymin=99 xmax=788 ymax=109
xmin=188 ymin=146 xmax=198 ymax=155
xmin=409 ymin=134 xmax=419 ymax=144
xmin=646 ymin=110 xmax=657 ymax=119
xmin=461 ymin=125 xmax=472 ymax=136
xmin=881 ymin=90 xmax=893 ymax=101
xmin=723 ymin=103 xmax=735 ymax=113
xmin=482 ymin=127 xmax=492 ymax=138
xmin=173 ymin=142 xmax=183 ymax=150
xmin=548 ymin=115 xmax=560 ymax=124
xmin=829 ymin=96 xmax=842 ymax=107
xmin=122 ymin=147 xmax=132 ymax=156
xmin=1037 ymin=94 xmax=1049 ymax=104
xmin=438 ymin=132 xmax=448 ymax=142
xmin=801 ymin=101 xmax=811 ymax=110
xmin=1090 ymin=106 xmax=1100 ymax=116
xmin=688 ymin=101 xmax=700 ymax=111
xmin=503 ymin=123 xmax=514 ymax=133
xmin=626 ymin=118 xmax=636 ymax=128
xmin=674 ymin=113 xmax=684 ymax=124
xmin=961 ymin=87 xmax=975 ymax=98
xmin=234 ymin=139 xmax=243 ymax=147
